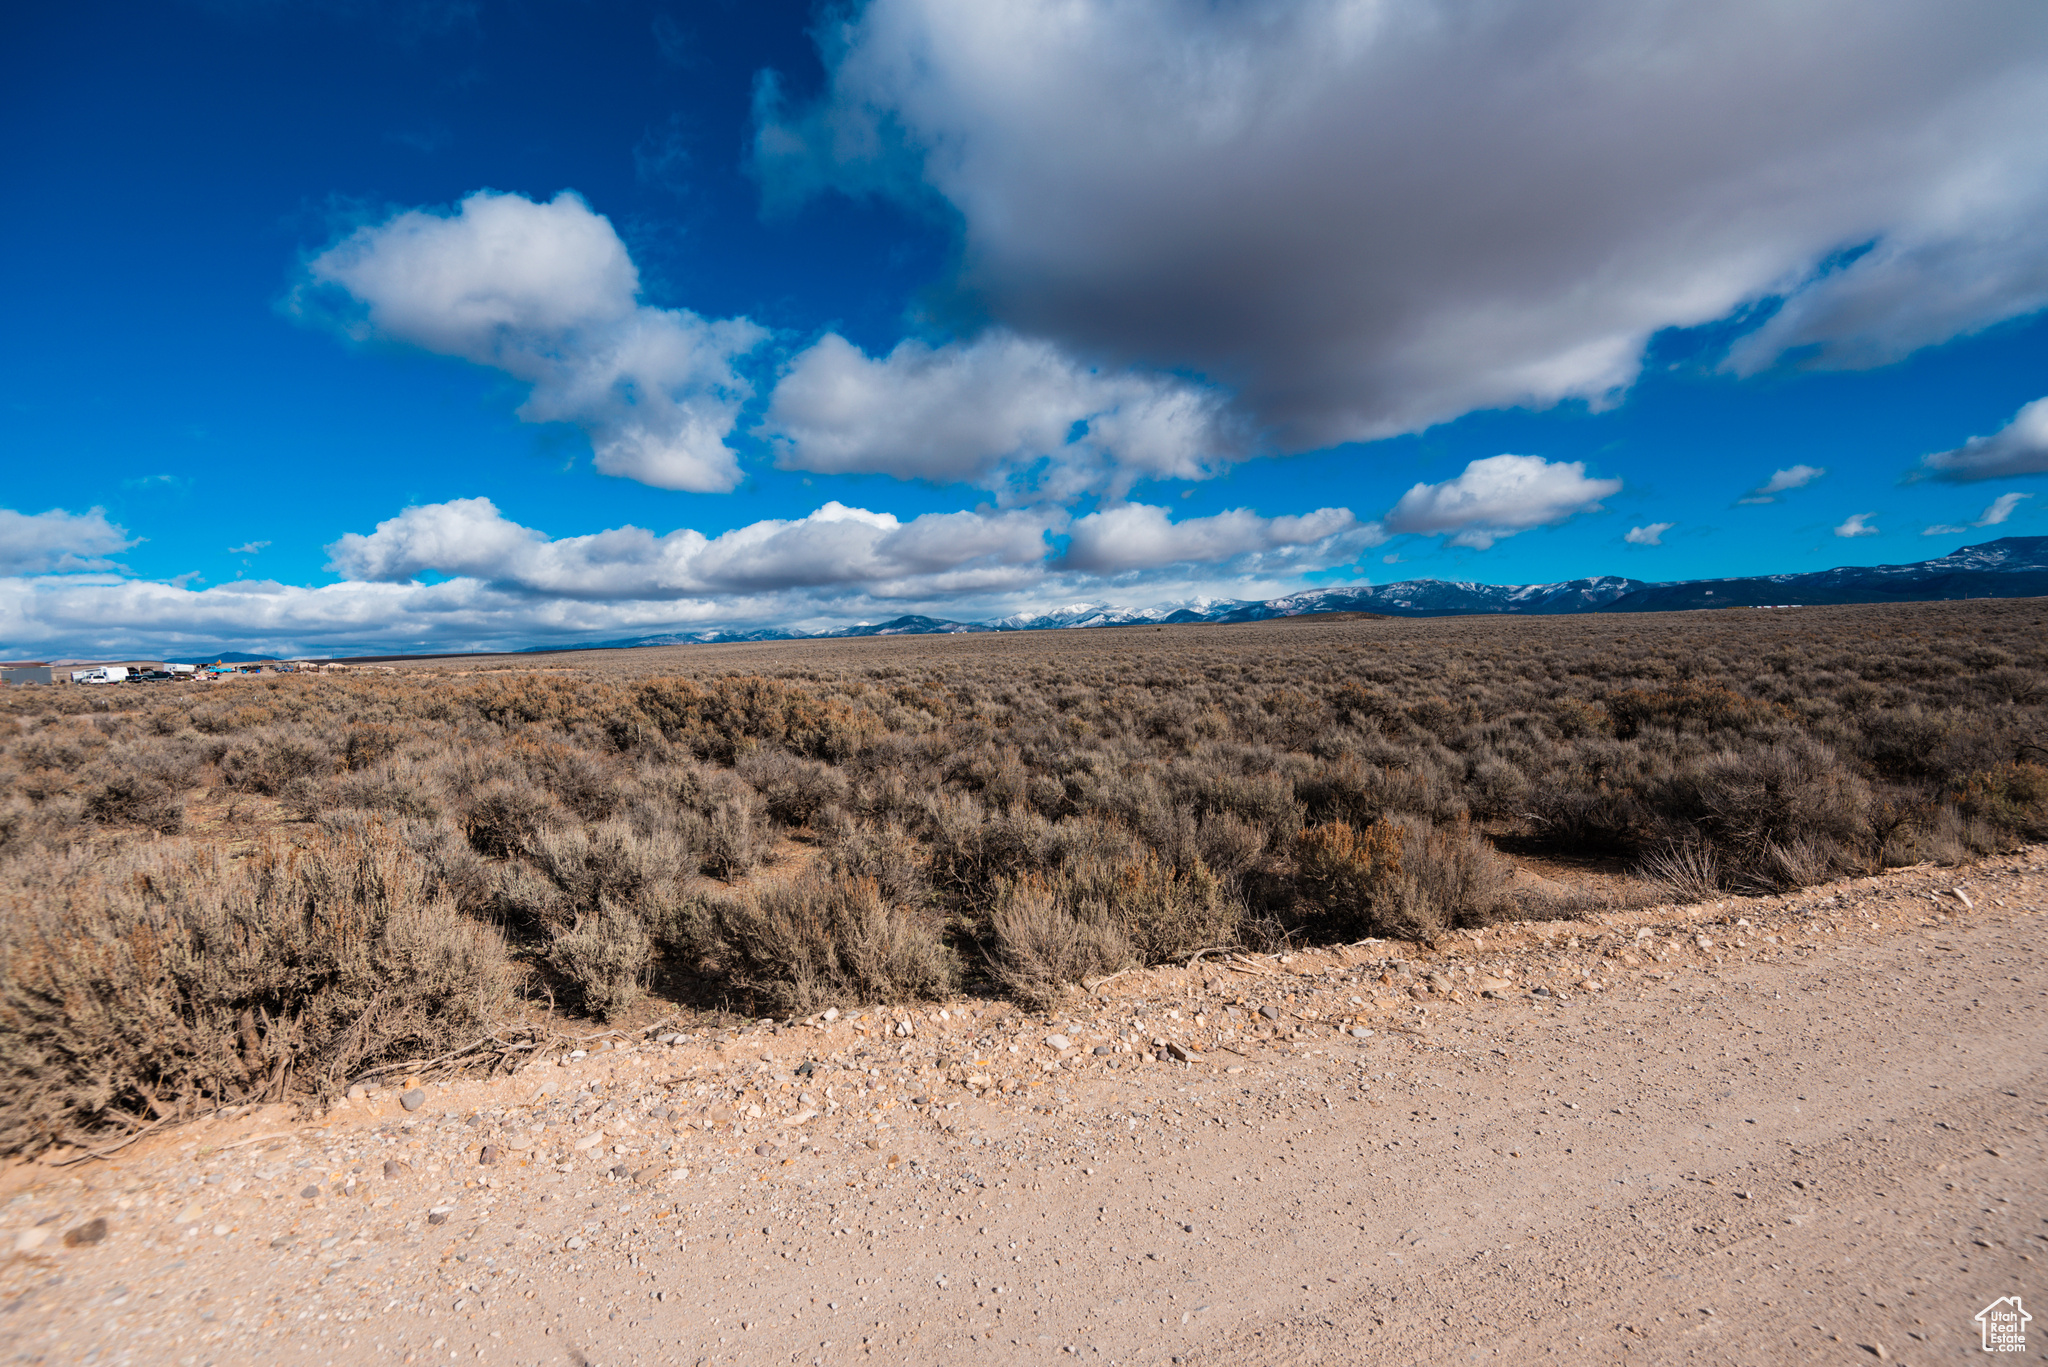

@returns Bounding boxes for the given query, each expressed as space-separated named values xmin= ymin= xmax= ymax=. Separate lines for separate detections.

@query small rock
xmin=1258 ymin=1005 xmax=1281 ymax=1021
xmin=755 ymin=1144 xmax=776 ymax=1157
xmin=269 ymin=1234 xmax=296 ymax=1249
xmin=427 ymin=1207 xmax=453 ymax=1226
xmin=399 ymin=1088 xmax=426 ymax=1112
xmin=573 ymin=1132 xmax=607 ymax=1151
xmin=1350 ymin=1027 xmax=1373 ymax=1039
xmin=821 ymin=1006 xmax=840 ymax=1021
xmin=795 ymin=1060 xmax=818 ymax=1077
xmin=565 ymin=1235 xmax=585 ymax=1251
xmin=382 ymin=1160 xmax=408 ymax=1180
xmin=345 ymin=1084 xmax=368 ymax=1101
xmin=1044 ymin=1034 xmax=1071 ymax=1051
xmin=299 ymin=1185 xmax=320 ymax=1200
xmin=1860 ymin=1344 xmax=1888 ymax=1361
xmin=506 ymin=1134 xmax=534 ymax=1151
xmin=62 ymin=1218 xmax=108 ymax=1248
xmin=1163 ymin=1041 xmax=1200 ymax=1063
xmin=1408 ymin=985 xmax=1431 ymax=1001
xmin=864 ymin=1139 xmax=881 ymax=1151
xmin=1093 ymin=1045 xmax=1116 ymax=1056
xmin=479 ymin=1145 xmax=499 ymax=1166
xmin=609 ymin=1165 xmax=631 ymax=1179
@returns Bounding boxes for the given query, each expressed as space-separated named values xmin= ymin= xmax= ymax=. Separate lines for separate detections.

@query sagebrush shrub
xmin=984 ymin=878 xmax=1131 ymax=1008
xmin=0 ymin=825 xmax=513 ymax=1153
xmin=83 ymin=772 xmax=184 ymax=833
xmin=693 ymin=873 xmax=956 ymax=1014
xmin=1293 ymin=816 xmax=1509 ymax=941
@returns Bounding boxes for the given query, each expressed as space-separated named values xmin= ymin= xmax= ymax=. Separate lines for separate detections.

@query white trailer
xmin=69 ymin=667 xmax=130 ymax=685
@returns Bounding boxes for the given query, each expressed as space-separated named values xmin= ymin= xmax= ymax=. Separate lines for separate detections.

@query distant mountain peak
xmin=570 ymin=534 xmax=2048 ymax=653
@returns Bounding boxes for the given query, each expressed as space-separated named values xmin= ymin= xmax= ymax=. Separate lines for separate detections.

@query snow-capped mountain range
xmin=554 ymin=536 xmax=2048 ymax=651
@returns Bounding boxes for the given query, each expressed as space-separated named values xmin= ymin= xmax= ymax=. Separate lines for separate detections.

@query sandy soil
xmin=2 ymin=851 xmax=2042 ymax=1367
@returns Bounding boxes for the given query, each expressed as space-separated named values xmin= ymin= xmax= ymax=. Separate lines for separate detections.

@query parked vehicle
xmin=131 ymin=670 xmax=175 ymax=682
xmin=69 ymin=667 xmax=130 ymax=685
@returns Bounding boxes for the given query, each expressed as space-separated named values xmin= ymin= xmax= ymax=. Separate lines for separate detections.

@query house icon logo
xmin=1976 ymin=1296 xmax=2030 ymax=1352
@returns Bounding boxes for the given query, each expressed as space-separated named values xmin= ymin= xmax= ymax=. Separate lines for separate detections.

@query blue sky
xmin=6 ymin=0 xmax=2048 ymax=656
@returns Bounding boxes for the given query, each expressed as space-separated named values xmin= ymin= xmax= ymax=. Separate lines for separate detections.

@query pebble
xmin=479 ymin=1145 xmax=500 ymax=1166
xmin=1093 ymin=1045 xmax=1116 ymax=1055
xmin=383 ymin=1159 xmax=408 ymax=1179
xmin=1045 ymin=1034 xmax=1071 ymax=1051
xmin=62 ymin=1218 xmax=108 ymax=1248
xmin=399 ymin=1088 xmax=426 ymax=1112
xmin=1258 ymin=1005 xmax=1281 ymax=1021
xmin=299 ymin=1185 xmax=320 ymax=1200
xmin=427 ymin=1207 xmax=453 ymax=1226
xmin=1349 ymin=1027 xmax=1373 ymax=1039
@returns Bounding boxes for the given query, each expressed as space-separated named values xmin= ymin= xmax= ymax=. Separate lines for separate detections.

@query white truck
xmin=69 ymin=666 xmax=130 ymax=685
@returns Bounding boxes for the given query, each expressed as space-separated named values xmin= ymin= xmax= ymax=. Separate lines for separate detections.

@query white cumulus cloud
xmin=1738 ymin=464 xmax=1826 ymax=504
xmin=1056 ymin=503 xmax=1377 ymax=574
xmin=1624 ymin=522 xmax=1675 ymax=546
xmin=756 ymin=0 xmax=2048 ymax=450
xmin=1918 ymin=398 xmax=2048 ymax=482
xmin=2 ymin=496 xmax=1417 ymax=656
xmin=0 ymin=507 xmax=135 ymax=574
xmin=299 ymin=190 xmax=768 ymax=492
xmin=1382 ymin=455 xmax=1620 ymax=550
xmin=326 ymin=497 xmax=1056 ymax=599
xmin=761 ymin=330 xmax=1243 ymax=499
xmin=1834 ymin=512 xmax=1880 ymax=538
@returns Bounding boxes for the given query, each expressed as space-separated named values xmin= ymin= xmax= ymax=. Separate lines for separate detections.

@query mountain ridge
xmin=548 ymin=535 xmax=2048 ymax=652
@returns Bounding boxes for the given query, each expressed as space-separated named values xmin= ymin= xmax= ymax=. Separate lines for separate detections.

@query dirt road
xmin=2 ymin=852 xmax=2042 ymax=1366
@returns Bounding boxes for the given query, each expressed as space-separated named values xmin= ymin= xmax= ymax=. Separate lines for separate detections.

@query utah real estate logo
xmin=1976 ymin=1296 xmax=2030 ymax=1353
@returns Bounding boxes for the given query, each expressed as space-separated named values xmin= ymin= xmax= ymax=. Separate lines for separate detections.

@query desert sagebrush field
xmin=3 ymin=600 xmax=2044 ymax=1155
